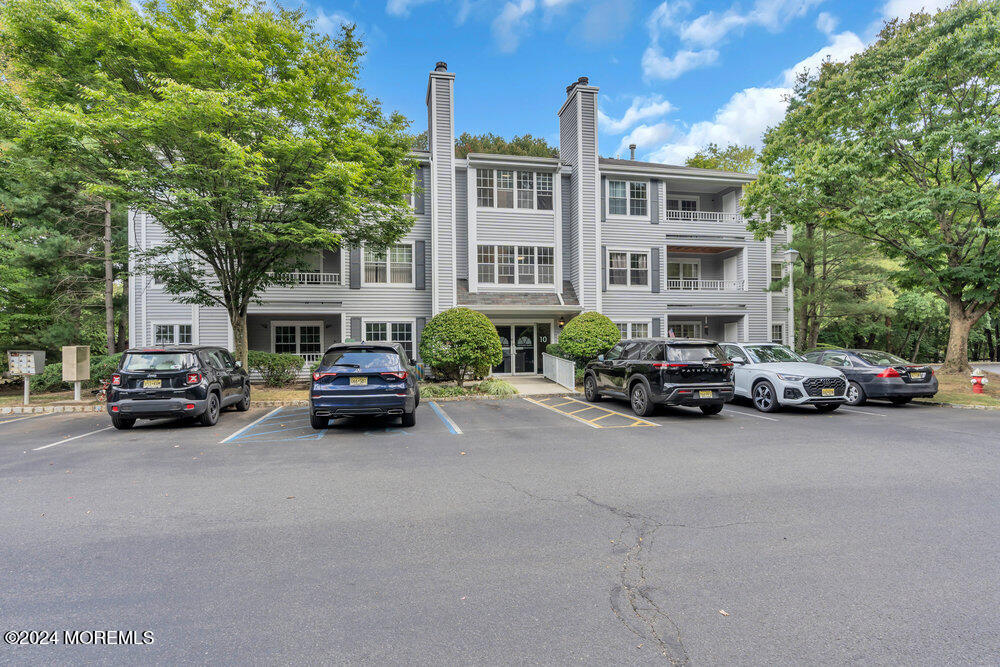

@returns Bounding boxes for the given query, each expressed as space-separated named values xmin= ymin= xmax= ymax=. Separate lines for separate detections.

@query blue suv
xmin=310 ymin=343 xmax=420 ymax=429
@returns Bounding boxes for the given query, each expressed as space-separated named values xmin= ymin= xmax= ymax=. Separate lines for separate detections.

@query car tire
xmin=846 ymin=381 xmax=866 ymax=406
xmin=199 ymin=393 xmax=220 ymax=427
xmin=700 ymin=403 xmax=723 ymax=416
xmin=310 ymin=415 xmax=328 ymax=430
xmin=401 ymin=410 xmax=416 ymax=427
xmin=815 ymin=403 xmax=840 ymax=413
xmin=751 ymin=380 xmax=780 ymax=413
xmin=630 ymin=382 xmax=656 ymax=417
xmin=890 ymin=397 xmax=912 ymax=406
xmin=584 ymin=375 xmax=602 ymax=402
xmin=111 ymin=415 xmax=135 ymax=430
xmin=235 ymin=385 xmax=251 ymax=412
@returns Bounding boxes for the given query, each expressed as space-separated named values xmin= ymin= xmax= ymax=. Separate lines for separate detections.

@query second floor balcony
xmin=267 ymin=271 xmax=342 ymax=286
xmin=666 ymin=278 xmax=745 ymax=291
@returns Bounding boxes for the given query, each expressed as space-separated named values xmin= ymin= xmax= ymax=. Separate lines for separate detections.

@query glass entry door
xmin=493 ymin=325 xmax=537 ymax=374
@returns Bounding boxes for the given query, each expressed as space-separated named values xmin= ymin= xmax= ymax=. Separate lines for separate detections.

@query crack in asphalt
xmin=473 ymin=473 xmax=573 ymax=503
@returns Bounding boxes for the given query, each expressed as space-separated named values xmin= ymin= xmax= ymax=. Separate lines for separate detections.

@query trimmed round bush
xmin=557 ymin=311 xmax=621 ymax=363
xmin=418 ymin=307 xmax=502 ymax=386
xmin=247 ymin=350 xmax=304 ymax=386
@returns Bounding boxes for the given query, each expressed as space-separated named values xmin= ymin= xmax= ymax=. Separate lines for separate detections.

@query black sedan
xmin=802 ymin=348 xmax=938 ymax=406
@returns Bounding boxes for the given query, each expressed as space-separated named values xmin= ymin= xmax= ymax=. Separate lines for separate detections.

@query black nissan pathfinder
xmin=582 ymin=338 xmax=734 ymax=416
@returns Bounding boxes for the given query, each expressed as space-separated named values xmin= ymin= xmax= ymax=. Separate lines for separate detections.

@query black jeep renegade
xmin=107 ymin=346 xmax=251 ymax=429
xmin=583 ymin=338 xmax=735 ymax=416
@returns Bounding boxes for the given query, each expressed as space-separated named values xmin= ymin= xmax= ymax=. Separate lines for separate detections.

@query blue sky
xmin=296 ymin=0 xmax=949 ymax=164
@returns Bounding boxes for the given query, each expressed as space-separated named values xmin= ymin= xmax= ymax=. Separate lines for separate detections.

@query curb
xmin=0 ymin=405 xmax=105 ymax=414
xmin=914 ymin=400 xmax=1000 ymax=411
xmin=253 ymin=392 xmax=580 ymax=406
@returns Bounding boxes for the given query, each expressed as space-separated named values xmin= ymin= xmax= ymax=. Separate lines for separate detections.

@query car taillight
xmin=877 ymin=367 xmax=901 ymax=378
xmin=313 ymin=372 xmax=338 ymax=381
xmin=111 ymin=373 xmax=122 ymax=386
xmin=381 ymin=371 xmax=408 ymax=381
xmin=720 ymin=362 xmax=734 ymax=367
xmin=186 ymin=372 xmax=202 ymax=384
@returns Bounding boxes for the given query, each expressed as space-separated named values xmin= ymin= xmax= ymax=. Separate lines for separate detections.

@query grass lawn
xmin=914 ymin=371 xmax=1000 ymax=407
xmin=0 ymin=389 xmax=86 ymax=406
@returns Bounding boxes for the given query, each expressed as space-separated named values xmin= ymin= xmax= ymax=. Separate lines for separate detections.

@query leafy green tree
xmin=558 ymin=312 xmax=620 ymax=363
xmin=685 ymin=143 xmax=758 ymax=173
xmin=418 ymin=308 xmax=502 ymax=386
xmin=1 ymin=0 xmax=414 ymax=365
xmin=454 ymin=132 xmax=558 ymax=158
xmin=745 ymin=2 xmax=1000 ymax=373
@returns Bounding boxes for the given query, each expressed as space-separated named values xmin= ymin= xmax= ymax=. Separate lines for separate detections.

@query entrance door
xmin=724 ymin=321 xmax=739 ymax=342
xmin=494 ymin=326 xmax=512 ymax=374
xmin=492 ymin=325 xmax=537 ymax=374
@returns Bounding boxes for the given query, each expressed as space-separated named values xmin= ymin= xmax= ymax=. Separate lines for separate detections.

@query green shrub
xmin=545 ymin=342 xmax=566 ymax=358
xmin=418 ymin=307 xmax=502 ymax=387
xmin=419 ymin=382 xmax=472 ymax=398
xmin=479 ymin=377 xmax=517 ymax=397
xmin=30 ymin=362 xmax=67 ymax=392
xmin=558 ymin=311 xmax=621 ymax=363
xmin=88 ymin=353 xmax=123 ymax=387
xmin=247 ymin=350 xmax=304 ymax=386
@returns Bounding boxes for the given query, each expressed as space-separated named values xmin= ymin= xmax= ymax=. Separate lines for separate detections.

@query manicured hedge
xmin=557 ymin=311 xmax=621 ymax=363
xmin=418 ymin=307 xmax=503 ymax=386
xmin=247 ymin=350 xmax=304 ymax=386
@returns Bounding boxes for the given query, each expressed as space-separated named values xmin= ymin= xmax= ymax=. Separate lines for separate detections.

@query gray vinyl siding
xmin=456 ymin=168 xmax=468 ymax=280
xmin=561 ymin=174 xmax=578 ymax=293
xmin=579 ymin=89 xmax=599 ymax=311
xmin=429 ymin=74 xmax=456 ymax=311
xmin=476 ymin=209 xmax=556 ymax=246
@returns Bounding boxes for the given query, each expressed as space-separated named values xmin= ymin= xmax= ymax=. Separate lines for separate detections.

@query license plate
xmin=699 ymin=390 xmax=714 ymax=399
xmin=910 ymin=372 xmax=924 ymax=380
xmin=142 ymin=379 xmax=161 ymax=389
xmin=349 ymin=376 xmax=367 ymax=386
xmin=821 ymin=387 xmax=835 ymax=396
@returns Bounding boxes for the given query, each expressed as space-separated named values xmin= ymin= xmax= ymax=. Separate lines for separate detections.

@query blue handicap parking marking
xmin=222 ymin=407 xmax=324 ymax=443
xmin=363 ymin=427 xmax=410 ymax=436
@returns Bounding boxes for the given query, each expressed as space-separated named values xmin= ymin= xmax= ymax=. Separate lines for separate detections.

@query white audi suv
xmin=719 ymin=342 xmax=848 ymax=413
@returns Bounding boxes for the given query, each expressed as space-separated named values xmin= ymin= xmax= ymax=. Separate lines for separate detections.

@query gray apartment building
xmin=128 ymin=63 xmax=794 ymax=376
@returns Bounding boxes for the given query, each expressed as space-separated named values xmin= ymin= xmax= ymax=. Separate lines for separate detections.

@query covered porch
xmin=665 ymin=244 xmax=746 ymax=292
xmin=247 ymin=313 xmax=343 ymax=377
xmin=666 ymin=312 xmax=747 ymax=343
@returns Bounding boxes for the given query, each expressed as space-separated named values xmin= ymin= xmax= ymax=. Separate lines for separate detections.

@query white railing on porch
xmin=268 ymin=271 xmax=342 ymax=285
xmin=542 ymin=353 xmax=576 ymax=391
xmin=666 ymin=279 xmax=745 ymax=291
xmin=662 ymin=210 xmax=745 ymax=223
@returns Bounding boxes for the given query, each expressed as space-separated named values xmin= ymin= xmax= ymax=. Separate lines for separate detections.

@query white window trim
xmin=670 ymin=320 xmax=704 ymax=338
xmin=476 ymin=244 xmax=556 ymax=286
xmin=614 ymin=320 xmax=653 ymax=339
xmin=150 ymin=321 xmax=195 ymax=346
xmin=360 ymin=318 xmax=418 ymax=361
xmin=664 ymin=195 xmax=700 ymax=212
xmin=360 ymin=242 xmax=415 ymax=288
xmin=605 ymin=178 xmax=651 ymax=221
xmin=770 ymin=261 xmax=784 ymax=281
xmin=475 ymin=168 xmax=556 ymax=214
xmin=606 ymin=247 xmax=652 ymax=290
xmin=666 ymin=258 xmax=702 ymax=277
xmin=270 ymin=320 xmax=324 ymax=355
xmin=770 ymin=321 xmax=786 ymax=344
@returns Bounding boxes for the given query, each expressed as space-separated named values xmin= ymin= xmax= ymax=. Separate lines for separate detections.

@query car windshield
xmin=744 ymin=345 xmax=804 ymax=363
xmin=666 ymin=345 xmax=728 ymax=363
xmin=121 ymin=352 xmax=197 ymax=372
xmin=320 ymin=349 xmax=402 ymax=371
xmin=854 ymin=350 xmax=910 ymax=367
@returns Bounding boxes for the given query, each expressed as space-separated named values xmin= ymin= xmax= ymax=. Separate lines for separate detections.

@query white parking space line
xmin=722 ymin=407 xmax=780 ymax=422
xmin=219 ymin=407 xmax=283 ymax=444
xmin=33 ymin=426 xmax=114 ymax=451
xmin=0 ymin=414 xmax=45 ymax=426
xmin=840 ymin=407 xmax=887 ymax=417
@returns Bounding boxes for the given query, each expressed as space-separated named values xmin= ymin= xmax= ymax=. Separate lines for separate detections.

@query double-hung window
xmin=536 ymin=173 xmax=553 ymax=210
xmin=771 ymin=262 xmax=783 ymax=281
xmin=153 ymin=323 xmax=192 ymax=345
xmin=497 ymin=170 xmax=514 ymax=208
xmin=365 ymin=321 xmax=414 ymax=361
xmin=667 ymin=260 xmax=700 ymax=289
xmin=476 ymin=169 xmax=554 ymax=210
xmin=771 ymin=323 xmax=785 ymax=344
xmin=477 ymin=244 xmax=554 ymax=285
xmin=608 ymin=180 xmax=649 ymax=217
xmin=272 ymin=322 xmax=322 ymax=359
xmin=364 ymin=244 xmax=413 ymax=284
xmin=517 ymin=172 xmax=535 ymax=209
xmin=615 ymin=322 xmax=649 ymax=339
xmin=608 ymin=180 xmax=627 ymax=215
xmin=477 ymin=170 xmax=495 ymax=207
xmin=629 ymin=182 xmax=647 ymax=216
xmin=608 ymin=250 xmax=649 ymax=288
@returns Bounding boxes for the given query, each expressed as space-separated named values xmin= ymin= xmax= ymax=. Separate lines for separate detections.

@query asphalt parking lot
xmin=2 ymin=398 xmax=999 ymax=664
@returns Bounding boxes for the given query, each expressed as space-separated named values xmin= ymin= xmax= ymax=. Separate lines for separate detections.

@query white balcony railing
xmin=662 ymin=210 xmax=745 ymax=223
xmin=666 ymin=279 xmax=746 ymax=291
xmin=268 ymin=271 xmax=342 ymax=285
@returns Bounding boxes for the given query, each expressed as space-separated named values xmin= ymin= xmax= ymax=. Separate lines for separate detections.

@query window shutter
xmin=650 ymin=178 xmax=659 ymax=224
xmin=601 ymin=245 xmax=607 ymax=292
xmin=652 ymin=317 xmax=661 ymax=338
xmin=415 ymin=316 xmax=426 ymax=361
xmin=349 ymin=248 xmax=361 ymax=290
xmin=600 ymin=176 xmax=606 ymax=222
xmin=414 ymin=166 xmax=425 ymax=215
xmin=350 ymin=316 xmax=362 ymax=340
xmin=415 ymin=240 xmax=426 ymax=290
xmin=651 ymin=247 xmax=660 ymax=294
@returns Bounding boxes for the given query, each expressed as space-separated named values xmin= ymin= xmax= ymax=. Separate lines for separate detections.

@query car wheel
xmin=700 ymin=403 xmax=723 ymax=416
xmin=584 ymin=375 xmax=602 ymax=402
xmin=815 ymin=403 xmax=840 ymax=412
xmin=235 ymin=385 xmax=251 ymax=412
xmin=751 ymin=380 xmax=780 ymax=413
xmin=310 ymin=415 xmax=328 ymax=430
xmin=111 ymin=415 xmax=135 ymax=430
xmin=630 ymin=382 xmax=655 ymax=417
xmin=401 ymin=410 xmax=416 ymax=427
xmin=890 ymin=397 xmax=912 ymax=406
xmin=199 ymin=393 xmax=220 ymax=426
xmin=846 ymin=381 xmax=866 ymax=406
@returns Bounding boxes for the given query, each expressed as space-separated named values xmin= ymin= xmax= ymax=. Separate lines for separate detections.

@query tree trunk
xmin=988 ymin=327 xmax=996 ymax=362
xmin=910 ymin=321 xmax=928 ymax=363
xmin=116 ymin=313 xmax=128 ymax=353
xmin=230 ymin=310 xmax=249 ymax=367
xmin=807 ymin=318 xmax=820 ymax=350
xmin=940 ymin=298 xmax=980 ymax=374
xmin=104 ymin=200 xmax=115 ymax=355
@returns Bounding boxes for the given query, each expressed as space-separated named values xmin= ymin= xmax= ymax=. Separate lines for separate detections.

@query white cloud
xmin=617 ymin=123 xmax=676 ymax=158
xmin=881 ymin=0 xmax=952 ymax=21
xmin=313 ymin=8 xmax=352 ymax=34
xmin=598 ymin=95 xmax=675 ymax=134
xmin=642 ymin=46 xmax=718 ymax=80
xmin=678 ymin=0 xmax=824 ymax=47
xmin=815 ymin=11 xmax=838 ymax=35
xmin=646 ymin=87 xmax=789 ymax=164
xmin=780 ymin=30 xmax=865 ymax=86
xmin=492 ymin=0 xmax=536 ymax=53
xmin=386 ymin=0 xmax=437 ymax=17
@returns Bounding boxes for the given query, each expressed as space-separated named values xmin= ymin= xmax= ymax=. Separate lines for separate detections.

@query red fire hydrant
xmin=971 ymin=369 xmax=988 ymax=394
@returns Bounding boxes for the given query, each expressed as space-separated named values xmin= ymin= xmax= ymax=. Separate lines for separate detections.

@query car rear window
xmin=854 ymin=350 xmax=909 ymax=366
xmin=320 ymin=349 xmax=403 ymax=370
xmin=666 ymin=344 xmax=728 ymax=363
xmin=121 ymin=352 xmax=197 ymax=372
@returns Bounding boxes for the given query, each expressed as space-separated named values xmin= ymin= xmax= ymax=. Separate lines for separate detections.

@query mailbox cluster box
xmin=8 ymin=350 xmax=46 ymax=376
xmin=62 ymin=346 xmax=91 ymax=382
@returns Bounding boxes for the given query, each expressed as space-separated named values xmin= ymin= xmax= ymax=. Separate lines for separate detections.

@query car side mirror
xmin=597 ymin=354 xmax=605 ymax=362
xmin=731 ymin=356 xmax=746 ymax=365
xmin=235 ymin=361 xmax=243 ymax=368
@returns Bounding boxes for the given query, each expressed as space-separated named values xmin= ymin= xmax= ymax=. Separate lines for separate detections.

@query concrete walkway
xmin=505 ymin=374 xmax=576 ymax=396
